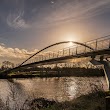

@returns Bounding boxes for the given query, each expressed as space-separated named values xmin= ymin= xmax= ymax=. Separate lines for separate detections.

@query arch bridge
xmin=1 ymin=35 xmax=110 ymax=89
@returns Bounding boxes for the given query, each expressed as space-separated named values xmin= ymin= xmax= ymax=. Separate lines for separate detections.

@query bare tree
xmin=1 ymin=61 xmax=14 ymax=70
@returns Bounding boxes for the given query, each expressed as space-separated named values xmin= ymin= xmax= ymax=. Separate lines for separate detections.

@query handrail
xmin=19 ymin=41 xmax=94 ymax=67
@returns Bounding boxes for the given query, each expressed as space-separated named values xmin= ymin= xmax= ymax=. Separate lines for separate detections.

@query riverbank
xmin=29 ymin=91 xmax=106 ymax=110
xmin=0 ymin=68 xmax=104 ymax=79
xmin=0 ymin=90 xmax=106 ymax=110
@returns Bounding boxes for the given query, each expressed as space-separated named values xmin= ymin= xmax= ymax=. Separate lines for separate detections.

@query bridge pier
xmin=90 ymin=59 xmax=110 ymax=110
xmin=90 ymin=59 xmax=110 ymax=89
xmin=101 ymin=61 xmax=110 ymax=90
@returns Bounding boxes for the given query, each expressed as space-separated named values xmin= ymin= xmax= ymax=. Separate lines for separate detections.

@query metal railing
xmin=17 ymin=35 xmax=110 ymax=66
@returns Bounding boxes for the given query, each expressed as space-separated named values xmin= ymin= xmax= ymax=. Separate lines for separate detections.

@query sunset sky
xmin=0 ymin=0 xmax=110 ymax=63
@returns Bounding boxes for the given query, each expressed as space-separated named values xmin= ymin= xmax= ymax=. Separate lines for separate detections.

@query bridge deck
xmin=13 ymin=48 xmax=110 ymax=69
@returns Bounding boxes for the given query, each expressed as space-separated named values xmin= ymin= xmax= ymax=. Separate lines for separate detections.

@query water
xmin=0 ymin=77 xmax=108 ymax=108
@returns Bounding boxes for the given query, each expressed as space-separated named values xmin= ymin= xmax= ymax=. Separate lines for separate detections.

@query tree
xmin=1 ymin=61 xmax=14 ymax=70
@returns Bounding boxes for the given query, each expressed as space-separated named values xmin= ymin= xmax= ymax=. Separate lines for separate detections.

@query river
xmin=0 ymin=77 xmax=108 ymax=108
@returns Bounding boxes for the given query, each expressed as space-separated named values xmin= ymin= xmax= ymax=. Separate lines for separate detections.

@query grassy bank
xmin=0 ymin=91 xmax=106 ymax=110
xmin=0 ymin=90 xmax=106 ymax=110
xmin=41 ymin=91 xmax=106 ymax=110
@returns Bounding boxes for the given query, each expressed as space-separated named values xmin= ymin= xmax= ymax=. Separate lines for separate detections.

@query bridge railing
xmin=86 ymin=35 xmax=110 ymax=51
xmin=19 ymin=35 xmax=110 ymax=66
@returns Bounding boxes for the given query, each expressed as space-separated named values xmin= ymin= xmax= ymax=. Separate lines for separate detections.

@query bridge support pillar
xmin=90 ymin=59 xmax=110 ymax=90
xmin=90 ymin=59 xmax=110 ymax=110
xmin=106 ymin=96 xmax=110 ymax=110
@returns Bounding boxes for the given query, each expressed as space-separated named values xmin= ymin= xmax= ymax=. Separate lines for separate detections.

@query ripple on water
xmin=0 ymin=76 xmax=108 ymax=108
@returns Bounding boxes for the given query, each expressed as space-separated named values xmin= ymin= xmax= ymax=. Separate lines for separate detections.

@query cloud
xmin=0 ymin=43 xmax=38 ymax=64
xmin=0 ymin=39 xmax=56 ymax=65
xmin=0 ymin=43 xmax=55 ymax=65
xmin=36 ymin=0 xmax=110 ymax=26
xmin=0 ymin=43 xmax=5 ymax=46
xmin=7 ymin=11 xmax=30 ymax=29
xmin=4 ymin=0 xmax=110 ymax=29
xmin=53 ymin=0 xmax=110 ymax=21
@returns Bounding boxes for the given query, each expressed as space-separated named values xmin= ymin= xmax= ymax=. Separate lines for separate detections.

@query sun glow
xmin=66 ymin=34 xmax=77 ymax=41
xmin=66 ymin=34 xmax=76 ymax=46
xmin=69 ymin=41 xmax=73 ymax=46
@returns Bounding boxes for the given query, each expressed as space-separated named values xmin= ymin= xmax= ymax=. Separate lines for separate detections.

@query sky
xmin=0 ymin=0 xmax=110 ymax=64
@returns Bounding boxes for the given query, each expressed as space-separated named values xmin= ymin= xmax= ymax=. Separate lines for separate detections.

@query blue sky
xmin=0 ymin=0 xmax=110 ymax=63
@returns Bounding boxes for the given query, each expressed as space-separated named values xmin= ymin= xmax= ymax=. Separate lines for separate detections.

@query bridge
xmin=1 ymin=35 xmax=110 ymax=89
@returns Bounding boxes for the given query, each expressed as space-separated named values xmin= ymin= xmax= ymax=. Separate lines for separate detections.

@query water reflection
xmin=0 ymin=77 xmax=108 ymax=106
xmin=13 ymin=77 xmax=78 ymax=101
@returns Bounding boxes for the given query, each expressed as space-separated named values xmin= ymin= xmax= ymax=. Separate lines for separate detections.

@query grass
xmin=40 ymin=91 xmax=106 ymax=110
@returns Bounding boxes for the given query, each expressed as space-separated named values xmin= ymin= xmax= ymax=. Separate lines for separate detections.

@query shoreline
xmin=0 ymin=72 xmax=104 ymax=79
xmin=0 ymin=68 xmax=104 ymax=79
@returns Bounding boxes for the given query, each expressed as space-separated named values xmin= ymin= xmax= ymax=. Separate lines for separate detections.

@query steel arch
xmin=19 ymin=41 xmax=94 ymax=67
